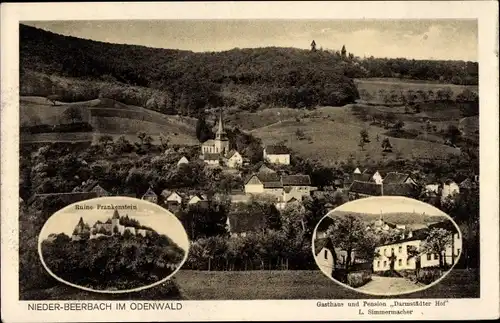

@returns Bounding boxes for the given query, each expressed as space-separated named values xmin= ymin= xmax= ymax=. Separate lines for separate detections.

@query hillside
xmin=20 ymin=24 xmax=477 ymax=117
xmin=20 ymin=24 xmax=359 ymax=115
xmin=20 ymin=96 xmax=198 ymax=145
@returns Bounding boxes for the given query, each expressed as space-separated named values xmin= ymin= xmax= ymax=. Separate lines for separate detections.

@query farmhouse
xmin=226 ymin=150 xmax=243 ymax=168
xmin=141 ymin=187 xmax=158 ymax=204
xmin=363 ymin=169 xmax=383 ymax=185
xmin=72 ymin=180 xmax=111 ymax=197
xmin=383 ymin=172 xmax=417 ymax=186
xmin=373 ymin=222 xmax=461 ymax=272
xmin=348 ymin=179 xmax=419 ymax=200
xmin=188 ymin=194 xmax=209 ymax=207
xmin=244 ymin=172 xmax=284 ymax=201
xmin=282 ymin=174 xmax=313 ymax=201
xmin=225 ymin=210 xmax=267 ymax=238
xmin=441 ymin=180 xmax=460 ymax=201
xmin=162 ymin=190 xmax=183 ymax=205
xmin=314 ymin=237 xmax=335 ymax=277
xmin=263 ymin=145 xmax=290 ymax=165
xmin=177 ymin=156 xmax=189 ymax=166
xmin=201 ymin=109 xmax=229 ymax=156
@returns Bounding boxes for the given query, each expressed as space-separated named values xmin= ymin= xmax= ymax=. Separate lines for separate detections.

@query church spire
xmin=215 ymin=107 xmax=227 ymax=140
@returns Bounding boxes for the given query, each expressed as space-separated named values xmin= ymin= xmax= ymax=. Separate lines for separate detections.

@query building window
xmin=427 ymin=254 xmax=431 ymax=261
xmin=398 ymin=246 xmax=402 ymax=253
xmin=391 ymin=247 xmax=394 ymax=255
xmin=383 ymin=261 xmax=387 ymax=267
xmin=324 ymin=250 xmax=328 ymax=260
xmin=398 ymin=259 xmax=402 ymax=266
xmin=434 ymin=254 xmax=438 ymax=260
xmin=377 ymin=261 xmax=380 ymax=268
xmin=457 ymin=248 xmax=461 ymax=255
xmin=406 ymin=259 xmax=410 ymax=266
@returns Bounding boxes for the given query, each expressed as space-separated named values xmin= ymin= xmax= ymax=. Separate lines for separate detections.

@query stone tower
xmin=111 ymin=209 xmax=120 ymax=228
xmin=214 ymin=108 xmax=229 ymax=155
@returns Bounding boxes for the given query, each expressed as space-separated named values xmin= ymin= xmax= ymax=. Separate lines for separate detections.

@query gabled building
xmin=141 ymin=187 xmax=158 ymax=204
xmin=226 ymin=150 xmax=243 ymax=168
xmin=282 ymin=174 xmax=313 ymax=201
xmin=442 ymin=180 xmax=460 ymax=201
xmin=177 ymin=156 xmax=189 ymax=166
xmin=383 ymin=172 xmax=417 ymax=186
xmin=258 ymin=164 xmax=276 ymax=174
xmin=263 ymin=145 xmax=290 ymax=165
xmin=201 ymin=109 xmax=229 ymax=156
xmin=73 ymin=180 xmax=111 ymax=197
xmin=226 ymin=209 xmax=267 ymax=238
xmin=244 ymin=172 xmax=283 ymax=201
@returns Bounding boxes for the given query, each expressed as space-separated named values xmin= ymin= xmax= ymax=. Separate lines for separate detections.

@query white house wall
xmin=315 ymin=247 xmax=334 ymax=278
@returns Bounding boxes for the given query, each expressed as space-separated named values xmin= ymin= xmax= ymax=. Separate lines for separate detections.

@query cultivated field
xmin=20 ymin=96 xmax=198 ymax=145
xmin=251 ymin=105 xmax=460 ymax=165
xmin=174 ymin=269 xmax=479 ymax=300
xmin=355 ymin=78 xmax=478 ymax=103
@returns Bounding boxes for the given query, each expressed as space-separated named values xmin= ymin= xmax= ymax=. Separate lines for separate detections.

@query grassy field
xmin=355 ymin=78 xmax=478 ymax=103
xmin=20 ymin=96 xmax=198 ymax=145
xmin=251 ymin=105 xmax=460 ymax=165
xmin=174 ymin=269 xmax=479 ymax=300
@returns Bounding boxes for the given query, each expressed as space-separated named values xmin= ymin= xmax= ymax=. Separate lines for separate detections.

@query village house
xmin=225 ymin=210 xmax=267 ymax=238
xmin=263 ymin=145 xmax=290 ymax=165
xmin=201 ymin=109 xmax=229 ymax=156
xmin=202 ymin=153 xmax=221 ymax=166
xmin=244 ymin=172 xmax=284 ymax=201
xmin=363 ymin=168 xmax=383 ymax=185
xmin=177 ymin=156 xmax=189 ymax=166
xmin=162 ymin=190 xmax=183 ymax=205
xmin=281 ymin=174 xmax=314 ymax=202
xmin=441 ymin=180 xmax=460 ymax=201
xmin=187 ymin=194 xmax=209 ymax=208
xmin=141 ymin=187 xmax=158 ymax=204
xmin=314 ymin=237 xmax=335 ymax=277
xmin=348 ymin=171 xmax=419 ymax=200
xmin=383 ymin=172 xmax=418 ymax=186
xmin=72 ymin=180 xmax=111 ymax=197
xmin=373 ymin=221 xmax=461 ymax=272
xmin=226 ymin=150 xmax=243 ymax=168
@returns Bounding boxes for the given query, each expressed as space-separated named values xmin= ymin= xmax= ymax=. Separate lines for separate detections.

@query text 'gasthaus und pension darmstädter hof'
xmin=27 ymin=302 xmax=183 ymax=311
xmin=316 ymin=299 xmax=450 ymax=316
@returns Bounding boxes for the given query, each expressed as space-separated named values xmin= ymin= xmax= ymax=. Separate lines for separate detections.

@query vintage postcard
xmin=1 ymin=1 xmax=499 ymax=322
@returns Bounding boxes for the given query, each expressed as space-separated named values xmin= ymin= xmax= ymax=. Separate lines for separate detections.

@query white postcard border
xmin=1 ymin=1 xmax=499 ymax=322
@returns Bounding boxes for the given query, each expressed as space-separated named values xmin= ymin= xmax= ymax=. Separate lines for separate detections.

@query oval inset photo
xmin=38 ymin=196 xmax=190 ymax=293
xmin=312 ymin=196 xmax=462 ymax=296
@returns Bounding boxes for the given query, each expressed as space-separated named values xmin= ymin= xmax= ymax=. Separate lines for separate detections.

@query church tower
xmin=112 ymin=209 xmax=120 ymax=228
xmin=214 ymin=108 xmax=229 ymax=155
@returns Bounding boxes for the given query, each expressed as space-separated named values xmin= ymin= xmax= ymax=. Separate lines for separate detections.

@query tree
xmin=381 ymin=138 xmax=393 ymax=152
xmin=393 ymin=120 xmax=405 ymax=131
xmin=62 ymin=107 xmax=83 ymax=123
xmin=310 ymin=40 xmax=317 ymax=52
xmin=341 ymin=45 xmax=347 ymax=59
xmin=98 ymin=135 xmax=113 ymax=146
xmin=445 ymin=125 xmax=461 ymax=145
xmin=137 ymin=132 xmax=147 ymax=145
xmin=360 ymin=129 xmax=370 ymax=143
xmin=420 ymin=227 xmax=453 ymax=269
xmin=358 ymin=137 xmax=366 ymax=151
xmin=326 ymin=215 xmax=374 ymax=274
xmin=195 ymin=115 xmax=213 ymax=143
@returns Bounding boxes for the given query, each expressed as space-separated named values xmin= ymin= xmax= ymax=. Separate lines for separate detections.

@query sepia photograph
xmin=313 ymin=196 xmax=462 ymax=296
xmin=17 ymin=18 xmax=481 ymax=301
xmin=38 ymin=197 xmax=189 ymax=294
xmin=2 ymin=1 xmax=498 ymax=321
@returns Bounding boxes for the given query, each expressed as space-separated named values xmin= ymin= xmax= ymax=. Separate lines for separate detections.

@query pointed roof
xmin=353 ymin=167 xmax=361 ymax=174
xmin=177 ymin=156 xmax=189 ymax=165
xmin=142 ymin=187 xmax=157 ymax=197
xmin=383 ymin=172 xmax=413 ymax=184
xmin=258 ymin=164 xmax=276 ymax=174
xmin=215 ymin=108 xmax=228 ymax=140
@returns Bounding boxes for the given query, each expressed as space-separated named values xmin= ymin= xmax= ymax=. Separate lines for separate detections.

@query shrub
xmin=347 ymin=270 xmax=372 ymax=288
xmin=416 ymin=268 xmax=443 ymax=285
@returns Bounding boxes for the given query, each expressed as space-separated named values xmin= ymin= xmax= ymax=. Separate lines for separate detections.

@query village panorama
xmin=19 ymin=21 xmax=479 ymax=300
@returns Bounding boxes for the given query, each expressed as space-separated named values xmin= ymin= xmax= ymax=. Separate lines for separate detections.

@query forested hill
xmin=20 ymin=24 xmax=477 ymax=117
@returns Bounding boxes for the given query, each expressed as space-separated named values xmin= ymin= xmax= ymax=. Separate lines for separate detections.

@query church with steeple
xmin=201 ymin=108 xmax=230 ymax=157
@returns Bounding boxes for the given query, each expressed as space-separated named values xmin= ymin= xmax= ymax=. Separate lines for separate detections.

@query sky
xmin=23 ymin=19 xmax=477 ymax=61
xmin=331 ymin=196 xmax=447 ymax=217
xmin=38 ymin=197 xmax=189 ymax=251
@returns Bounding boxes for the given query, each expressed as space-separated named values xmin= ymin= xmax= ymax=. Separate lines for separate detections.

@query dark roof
xmin=258 ymin=164 xmax=276 ymax=174
xmin=314 ymin=237 xmax=335 ymax=256
xmin=203 ymin=153 xmax=221 ymax=161
xmin=353 ymin=173 xmax=373 ymax=182
xmin=142 ymin=187 xmax=157 ymax=197
xmin=383 ymin=183 xmax=418 ymax=197
xmin=349 ymin=181 xmax=382 ymax=196
xmin=281 ymin=174 xmax=311 ymax=186
xmin=264 ymin=181 xmax=283 ymax=189
xmin=227 ymin=212 xmax=267 ymax=234
xmin=226 ymin=149 xmax=240 ymax=159
xmin=378 ymin=228 xmax=429 ymax=247
xmin=265 ymin=145 xmax=290 ymax=155
xmin=383 ymin=172 xmax=412 ymax=184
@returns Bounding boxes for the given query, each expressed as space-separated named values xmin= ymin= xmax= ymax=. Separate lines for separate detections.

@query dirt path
xmin=357 ymin=276 xmax=424 ymax=295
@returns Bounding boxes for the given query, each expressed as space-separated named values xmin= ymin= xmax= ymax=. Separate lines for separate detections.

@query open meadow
xmin=174 ymin=269 xmax=479 ymax=300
